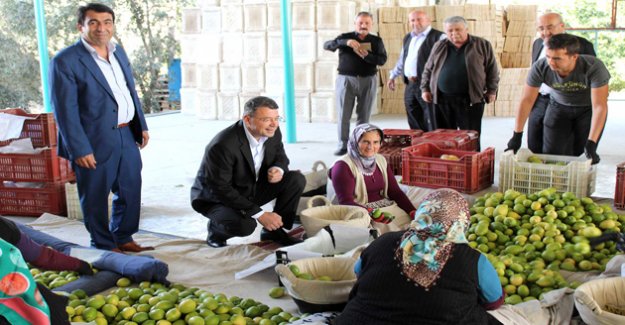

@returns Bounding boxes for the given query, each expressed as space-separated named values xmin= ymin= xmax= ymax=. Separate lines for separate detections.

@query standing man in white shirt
xmin=50 ymin=3 xmax=152 ymax=252
xmin=387 ymin=10 xmax=445 ymax=131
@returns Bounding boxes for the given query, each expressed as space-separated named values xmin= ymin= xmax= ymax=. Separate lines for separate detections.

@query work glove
xmin=584 ymin=140 xmax=600 ymax=165
xmin=505 ymin=131 xmax=523 ymax=153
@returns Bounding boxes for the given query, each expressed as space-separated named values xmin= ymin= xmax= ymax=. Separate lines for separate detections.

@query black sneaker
xmin=260 ymin=228 xmax=302 ymax=247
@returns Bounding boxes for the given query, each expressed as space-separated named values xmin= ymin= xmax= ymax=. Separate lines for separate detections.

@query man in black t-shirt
xmin=324 ymin=12 xmax=387 ymax=155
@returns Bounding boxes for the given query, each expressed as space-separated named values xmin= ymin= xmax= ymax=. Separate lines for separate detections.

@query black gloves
xmin=584 ymin=140 xmax=600 ymax=164
xmin=76 ymin=261 xmax=94 ymax=276
xmin=506 ymin=131 xmax=523 ymax=153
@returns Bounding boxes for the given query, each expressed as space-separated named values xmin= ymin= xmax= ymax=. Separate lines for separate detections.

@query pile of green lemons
xmin=30 ymin=268 xmax=84 ymax=289
xmin=468 ymin=188 xmax=625 ymax=304
xmin=65 ymin=277 xmax=302 ymax=325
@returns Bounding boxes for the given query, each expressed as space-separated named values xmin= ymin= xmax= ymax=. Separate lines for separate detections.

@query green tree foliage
xmin=0 ymin=0 xmax=190 ymax=112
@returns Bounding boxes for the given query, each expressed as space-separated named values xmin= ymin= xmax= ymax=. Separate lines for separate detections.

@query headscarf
xmin=395 ymin=189 xmax=470 ymax=289
xmin=347 ymin=124 xmax=384 ymax=176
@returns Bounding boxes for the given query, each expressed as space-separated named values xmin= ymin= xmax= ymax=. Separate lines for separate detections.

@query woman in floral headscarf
xmin=335 ymin=189 xmax=504 ymax=325
xmin=329 ymin=124 xmax=415 ymax=232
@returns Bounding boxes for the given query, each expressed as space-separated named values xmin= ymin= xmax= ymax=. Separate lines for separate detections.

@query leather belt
xmin=117 ymin=122 xmax=129 ymax=128
xmin=408 ymin=76 xmax=419 ymax=83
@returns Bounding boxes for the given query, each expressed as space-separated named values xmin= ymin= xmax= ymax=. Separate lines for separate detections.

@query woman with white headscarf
xmin=335 ymin=189 xmax=504 ymax=325
xmin=329 ymin=124 xmax=415 ymax=232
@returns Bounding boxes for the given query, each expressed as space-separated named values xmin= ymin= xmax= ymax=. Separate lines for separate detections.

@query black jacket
xmin=401 ymin=28 xmax=445 ymax=84
xmin=190 ymin=121 xmax=289 ymax=217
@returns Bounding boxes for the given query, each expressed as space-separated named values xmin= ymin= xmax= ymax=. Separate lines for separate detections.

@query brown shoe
xmin=118 ymin=241 xmax=154 ymax=252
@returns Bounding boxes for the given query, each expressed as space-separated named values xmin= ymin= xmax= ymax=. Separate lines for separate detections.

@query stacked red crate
xmin=615 ymin=162 xmax=625 ymax=210
xmin=0 ymin=109 xmax=72 ymax=216
xmin=379 ymin=129 xmax=424 ymax=176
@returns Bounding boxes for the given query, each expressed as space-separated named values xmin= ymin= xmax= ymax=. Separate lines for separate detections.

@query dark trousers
xmin=527 ymin=94 xmax=550 ymax=153
xmin=435 ymin=94 xmax=485 ymax=151
xmin=404 ymin=81 xmax=434 ymax=131
xmin=543 ymin=100 xmax=600 ymax=156
xmin=204 ymin=171 xmax=305 ymax=241
xmin=73 ymin=126 xmax=142 ymax=250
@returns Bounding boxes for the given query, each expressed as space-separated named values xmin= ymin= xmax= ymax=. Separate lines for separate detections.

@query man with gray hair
xmin=324 ymin=11 xmax=388 ymax=155
xmin=421 ymin=16 xmax=499 ymax=150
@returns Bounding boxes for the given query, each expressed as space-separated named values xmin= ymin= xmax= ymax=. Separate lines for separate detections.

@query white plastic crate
xmin=196 ymin=90 xmax=218 ymax=120
xmin=261 ymin=92 xmax=284 ymax=113
xmin=221 ymin=0 xmax=242 ymax=3
xmin=197 ymin=0 xmax=221 ymax=8
xmin=181 ymin=62 xmax=197 ymax=88
xmin=244 ymin=4 xmax=267 ymax=32
xmin=294 ymin=62 xmax=314 ymax=91
xmin=499 ymin=148 xmax=596 ymax=197
xmin=221 ymin=32 xmax=243 ymax=63
xmin=314 ymin=61 xmax=337 ymax=91
xmin=201 ymin=7 xmax=221 ymax=34
xmin=294 ymin=92 xmax=311 ymax=123
xmin=266 ymin=3 xmax=281 ymax=31
xmin=219 ymin=64 xmax=241 ymax=92
xmin=180 ymin=87 xmax=198 ymax=115
xmin=65 ymin=182 xmax=112 ymax=221
xmin=221 ymin=4 xmax=244 ymax=32
xmin=243 ymin=32 xmax=267 ymax=63
xmin=241 ymin=63 xmax=265 ymax=92
xmin=197 ymin=64 xmax=219 ymax=91
xmin=291 ymin=1 xmax=316 ymax=30
xmin=182 ymin=8 xmax=202 ymax=34
xmin=218 ymin=93 xmax=241 ymax=120
xmin=266 ymin=32 xmax=283 ymax=62
xmin=195 ymin=34 xmax=221 ymax=64
xmin=317 ymin=30 xmax=340 ymax=61
xmin=265 ymin=62 xmax=284 ymax=92
xmin=316 ymin=2 xmax=356 ymax=30
xmin=292 ymin=31 xmax=317 ymax=63
xmin=180 ymin=35 xmax=200 ymax=63
xmin=310 ymin=92 xmax=336 ymax=122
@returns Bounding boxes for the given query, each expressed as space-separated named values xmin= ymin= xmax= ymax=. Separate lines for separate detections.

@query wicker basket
xmin=574 ymin=277 xmax=625 ymax=325
xmin=299 ymin=196 xmax=371 ymax=237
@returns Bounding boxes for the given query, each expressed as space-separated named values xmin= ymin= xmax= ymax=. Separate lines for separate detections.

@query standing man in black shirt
xmin=387 ymin=10 xmax=445 ymax=131
xmin=324 ymin=12 xmax=387 ymax=156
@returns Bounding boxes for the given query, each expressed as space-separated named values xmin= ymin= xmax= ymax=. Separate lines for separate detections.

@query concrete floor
xmin=134 ymin=95 xmax=625 ymax=241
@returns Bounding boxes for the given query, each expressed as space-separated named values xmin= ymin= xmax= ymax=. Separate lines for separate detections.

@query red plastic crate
xmin=379 ymin=146 xmax=404 ymax=176
xmin=0 ymin=108 xmax=57 ymax=148
xmin=0 ymin=149 xmax=74 ymax=182
xmin=421 ymin=129 xmax=479 ymax=151
xmin=382 ymin=129 xmax=424 ymax=147
xmin=0 ymin=181 xmax=67 ymax=216
xmin=616 ymin=162 xmax=625 ymax=210
xmin=401 ymin=143 xmax=495 ymax=193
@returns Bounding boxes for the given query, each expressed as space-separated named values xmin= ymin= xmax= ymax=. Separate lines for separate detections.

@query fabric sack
xmin=299 ymin=196 xmax=371 ymax=237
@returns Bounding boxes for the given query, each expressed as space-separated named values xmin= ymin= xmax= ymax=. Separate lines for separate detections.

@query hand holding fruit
xmin=368 ymin=208 xmax=395 ymax=224
xmin=506 ymin=131 xmax=523 ymax=153
xmin=584 ymin=140 xmax=600 ymax=165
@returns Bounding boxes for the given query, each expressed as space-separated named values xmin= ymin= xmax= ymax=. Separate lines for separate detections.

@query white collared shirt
xmin=81 ymin=38 xmax=135 ymax=125
xmin=403 ymin=26 xmax=433 ymax=78
xmin=243 ymin=124 xmax=269 ymax=220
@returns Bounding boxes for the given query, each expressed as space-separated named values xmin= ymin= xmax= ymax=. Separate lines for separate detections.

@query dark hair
xmin=243 ymin=96 xmax=279 ymax=117
xmin=546 ymin=33 xmax=580 ymax=55
xmin=77 ymin=3 xmax=115 ymax=25
xmin=355 ymin=12 xmax=373 ymax=20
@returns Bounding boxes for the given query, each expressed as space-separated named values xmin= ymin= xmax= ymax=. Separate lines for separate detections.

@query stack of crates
xmin=401 ymin=143 xmax=495 ymax=194
xmin=615 ymin=162 xmax=625 ymax=210
xmin=0 ymin=109 xmax=74 ymax=216
xmin=415 ymin=129 xmax=480 ymax=151
xmin=379 ymin=129 xmax=423 ymax=176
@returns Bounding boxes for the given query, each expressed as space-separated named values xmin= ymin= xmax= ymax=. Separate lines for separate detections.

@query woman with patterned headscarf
xmin=335 ymin=189 xmax=504 ymax=325
xmin=329 ymin=124 xmax=415 ymax=232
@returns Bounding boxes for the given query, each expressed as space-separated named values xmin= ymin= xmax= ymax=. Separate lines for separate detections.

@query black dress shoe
xmin=334 ymin=148 xmax=347 ymax=156
xmin=260 ymin=228 xmax=303 ymax=247
xmin=206 ymin=236 xmax=227 ymax=248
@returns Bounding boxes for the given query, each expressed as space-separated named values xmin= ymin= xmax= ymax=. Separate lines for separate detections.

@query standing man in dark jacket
xmin=421 ymin=16 xmax=499 ymax=150
xmin=191 ymin=96 xmax=306 ymax=248
xmin=387 ymin=10 xmax=445 ymax=131
xmin=324 ymin=12 xmax=387 ymax=156
xmin=518 ymin=12 xmax=596 ymax=153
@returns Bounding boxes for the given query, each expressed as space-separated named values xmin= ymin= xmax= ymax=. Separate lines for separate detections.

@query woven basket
xmin=299 ymin=196 xmax=371 ymax=237
xmin=574 ymin=277 xmax=625 ymax=325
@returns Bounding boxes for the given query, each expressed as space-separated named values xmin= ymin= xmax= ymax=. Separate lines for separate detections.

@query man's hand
xmin=257 ymin=212 xmax=283 ymax=231
xmin=75 ymin=154 xmax=97 ymax=169
xmin=139 ymin=131 xmax=150 ymax=149
xmin=505 ymin=131 xmax=523 ymax=154
xmin=421 ymin=91 xmax=433 ymax=103
xmin=267 ymin=167 xmax=283 ymax=184
xmin=585 ymin=140 xmax=600 ymax=164
xmin=387 ymin=79 xmax=396 ymax=91
xmin=346 ymin=40 xmax=368 ymax=58
xmin=485 ymin=93 xmax=496 ymax=104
